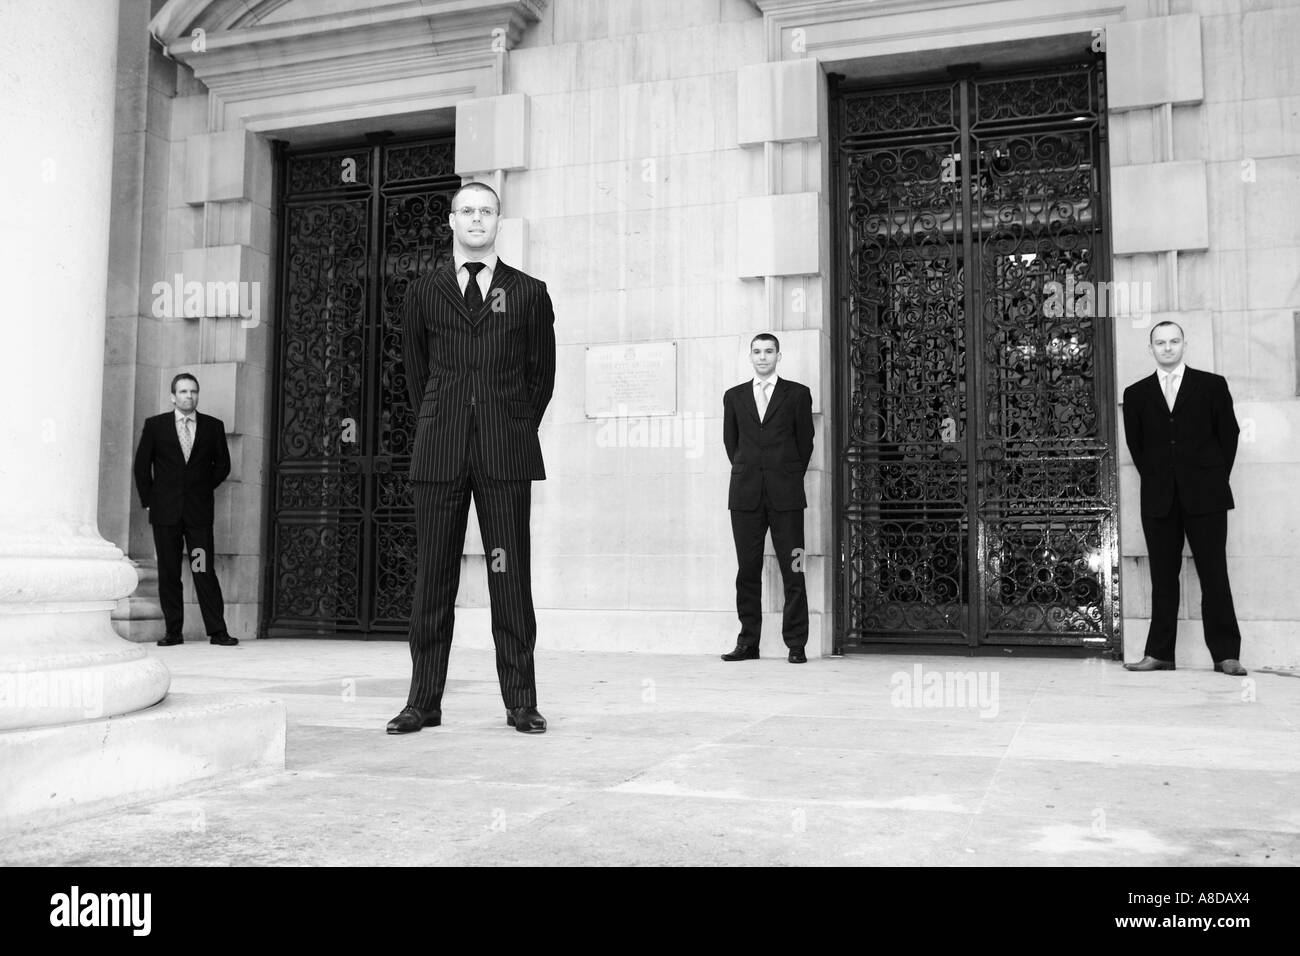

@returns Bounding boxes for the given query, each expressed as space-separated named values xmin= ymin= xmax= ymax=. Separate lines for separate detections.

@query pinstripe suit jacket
xmin=402 ymin=258 xmax=556 ymax=481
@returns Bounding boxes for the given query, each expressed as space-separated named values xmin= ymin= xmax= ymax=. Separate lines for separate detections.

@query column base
xmin=112 ymin=557 xmax=165 ymax=643
xmin=0 ymin=692 xmax=286 ymax=834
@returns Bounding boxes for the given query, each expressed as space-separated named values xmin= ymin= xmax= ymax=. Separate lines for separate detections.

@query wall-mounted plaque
xmin=585 ymin=341 xmax=677 ymax=418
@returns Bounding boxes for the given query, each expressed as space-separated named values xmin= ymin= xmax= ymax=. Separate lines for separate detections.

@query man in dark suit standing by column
xmin=1123 ymin=321 xmax=1246 ymax=675
xmin=133 ymin=373 xmax=237 ymax=646
xmin=388 ymin=181 xmax=556 ymax=735
xmin=721 ymin=334 xmax=815 ymax=664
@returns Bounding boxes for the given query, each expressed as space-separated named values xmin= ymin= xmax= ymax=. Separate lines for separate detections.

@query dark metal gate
xmin=266 ymin=136 xmax=458 ymax=635
xmin=832 ymin=62 xmax=1121 ymax=654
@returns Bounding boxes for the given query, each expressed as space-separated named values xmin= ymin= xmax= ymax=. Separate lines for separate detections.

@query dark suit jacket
xmin=1122 ymin=366 xmax=1239 ymax=516
xmin=133 ymin=411 xmax=232 ymax=526
xmin=402 ymin=259 xmax=556 ymax=482
xmin=723 ymin=378 xmax=815 ymax=511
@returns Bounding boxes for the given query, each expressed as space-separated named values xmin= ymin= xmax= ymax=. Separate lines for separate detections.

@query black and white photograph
xmin=0 ymin=0 xmax=1295 ymax=925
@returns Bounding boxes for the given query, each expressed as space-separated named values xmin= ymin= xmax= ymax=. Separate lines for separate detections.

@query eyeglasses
xmin=456 ymin=206 xmax=499 ymax=218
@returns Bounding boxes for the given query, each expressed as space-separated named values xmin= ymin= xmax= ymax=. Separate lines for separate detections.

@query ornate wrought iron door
xmin=267 ymin=138 xmax=457 ymax=635
xmin=833 ymin=63 xmax=1121 ymax=654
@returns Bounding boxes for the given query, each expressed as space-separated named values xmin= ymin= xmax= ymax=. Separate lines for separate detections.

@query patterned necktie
xmin=463 ymin=261 xmax=486 ymax=312
xmin=180 ymin=416 xmax=193 ymax=462
xmin=757 ymin=381 xmax=770 ymax=420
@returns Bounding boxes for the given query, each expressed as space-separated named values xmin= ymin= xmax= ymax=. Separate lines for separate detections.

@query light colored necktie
xmin=1163 ymin=373 xmax=1177 ymax=411
xmin=180 ymin=417 xmax=193 ymax=462
xmin=757 ymin=382 xmax=770 ymax=420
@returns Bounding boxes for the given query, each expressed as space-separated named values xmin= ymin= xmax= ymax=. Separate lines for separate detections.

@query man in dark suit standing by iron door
xmin=388 ymin=181 xmax=556 ymax=735
xmin=721 ymin=333 xmax=815 ymax=664
xmin=1123 ymin=321 xmax=1246 ymax=675
xmin=133 ymin=373 xmax=237 ymax=646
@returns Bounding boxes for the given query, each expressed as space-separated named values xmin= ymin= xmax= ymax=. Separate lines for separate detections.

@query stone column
xmin=0 ymin=0 xmax=169 ymax=730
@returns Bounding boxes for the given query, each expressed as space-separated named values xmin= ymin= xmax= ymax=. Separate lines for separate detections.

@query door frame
xmin=262 ymin=133 xmax=459 ymax=638
xmin=829 ymin=57 xmax=1122 ymax=657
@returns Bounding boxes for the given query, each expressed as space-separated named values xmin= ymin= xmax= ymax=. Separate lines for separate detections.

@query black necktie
xmin=463 ymin=261 xmax=486 ymax=311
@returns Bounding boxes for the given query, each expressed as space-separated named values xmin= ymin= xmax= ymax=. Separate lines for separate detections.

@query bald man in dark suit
xmin=387 ymin=181 xmax=556 ymax=735
xmin=1123 ymin=321 xmax=1245 ymax=675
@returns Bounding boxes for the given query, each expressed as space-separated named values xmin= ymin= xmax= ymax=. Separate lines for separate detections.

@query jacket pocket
xmin=509 ymin=400 xmax=533 ymax=419
xmin=784 ymin=461 xmax=804 ymax=472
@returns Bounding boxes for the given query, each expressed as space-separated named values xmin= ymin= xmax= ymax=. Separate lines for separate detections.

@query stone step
xmin=0 ymin=693 xmax=285 ymax=834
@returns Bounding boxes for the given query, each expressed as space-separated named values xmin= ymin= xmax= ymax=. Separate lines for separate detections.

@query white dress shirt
xmin=753 ymin=373 xmax=779 ymax=421
xmin=453 ymin=252 xmax=497 ymax=300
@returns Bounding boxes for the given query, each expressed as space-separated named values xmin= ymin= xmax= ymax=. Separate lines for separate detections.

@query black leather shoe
xmin=209 ymin=633 xmax=239 ymax=646
xmin=1124 ymin=656 xmax=1175 ymax=671
xmin=1214 ymin=659 xmax=1247 ymax=676
xmin=788 ymin=647 xmax=807 ymax=664
xmin=506 ymin=706 xmax=547 ymax=734
xmin=157 ymin=634 xmax=184 ymax=646
xmin=721 ymin=644 xmax=759 ymax=661
xmin=387 ymin=706 xmax=441 ymax=734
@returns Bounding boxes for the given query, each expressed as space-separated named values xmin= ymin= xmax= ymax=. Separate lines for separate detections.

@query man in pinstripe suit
xmin=387 ymin=181 xmax=556 ymax=735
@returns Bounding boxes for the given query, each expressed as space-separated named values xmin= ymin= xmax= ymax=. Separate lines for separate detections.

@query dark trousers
xmin=406 ymin=411 xmax=537 ymax=711
xmin=730 ymin=484 xmax=808 ymax=649
xmin=151 ymin=522 xmax=228 ymax=637
xmin=1141 ymin=487 xmax=1242 ymax=662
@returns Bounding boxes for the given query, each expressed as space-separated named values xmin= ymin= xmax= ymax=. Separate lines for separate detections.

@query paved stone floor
xmin=3 ymin=639 xmax=1298 ymax=866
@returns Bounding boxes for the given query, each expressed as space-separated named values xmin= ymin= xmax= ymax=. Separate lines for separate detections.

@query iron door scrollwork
xmin=834 ymin=62 xmax=1120 ymax=654
xmin=268 ymin=138 xmax=457 ymax=635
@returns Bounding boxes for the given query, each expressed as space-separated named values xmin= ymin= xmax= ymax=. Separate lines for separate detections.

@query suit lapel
xmin=1171 ymin=367 xmax=1196 ymax=415
xmin=764 ymin=378 xmax=789 ymax=422
xmin=436 ymin=258 xmax=518 ymax=326
xmin=1144 ymin=372 xmax=1162 ymax=409
xmin=741 ymin=382 xmax=760 ymax=426
xmin=162 ymin=412 xmax=182 ymax=456
xmin=479 ymin=260 xmax=517 ymax=324
xmin=433 ymin=261 xmax=470 ymax=321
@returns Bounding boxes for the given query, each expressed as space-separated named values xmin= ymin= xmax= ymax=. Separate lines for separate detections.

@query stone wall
xmin=99 ymin=0 xmax=1299 ymax=663
xmin=1108 ymin=0 xmax=1300 ymax=665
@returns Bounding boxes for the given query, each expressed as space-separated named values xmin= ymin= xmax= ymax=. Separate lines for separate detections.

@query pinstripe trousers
xmin=406 ymin=409 xmax=538 ymax=711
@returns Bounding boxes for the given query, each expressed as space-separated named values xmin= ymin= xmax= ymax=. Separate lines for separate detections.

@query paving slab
xmin=2 ymin=638 xmax=1297 ymax=866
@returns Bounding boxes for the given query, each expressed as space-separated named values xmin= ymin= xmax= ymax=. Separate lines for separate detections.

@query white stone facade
xmin=96 ymin=0 xmax=1299 ymax=665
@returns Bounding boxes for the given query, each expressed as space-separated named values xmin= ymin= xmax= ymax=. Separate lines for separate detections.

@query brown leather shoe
xmin=386 ymin=706 xmax=441 ymax=734
xmin=1124 ymin=656 xmax=1175 ymax=671
xmin=1214 ymin=659 xmax=1247 ymax=676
